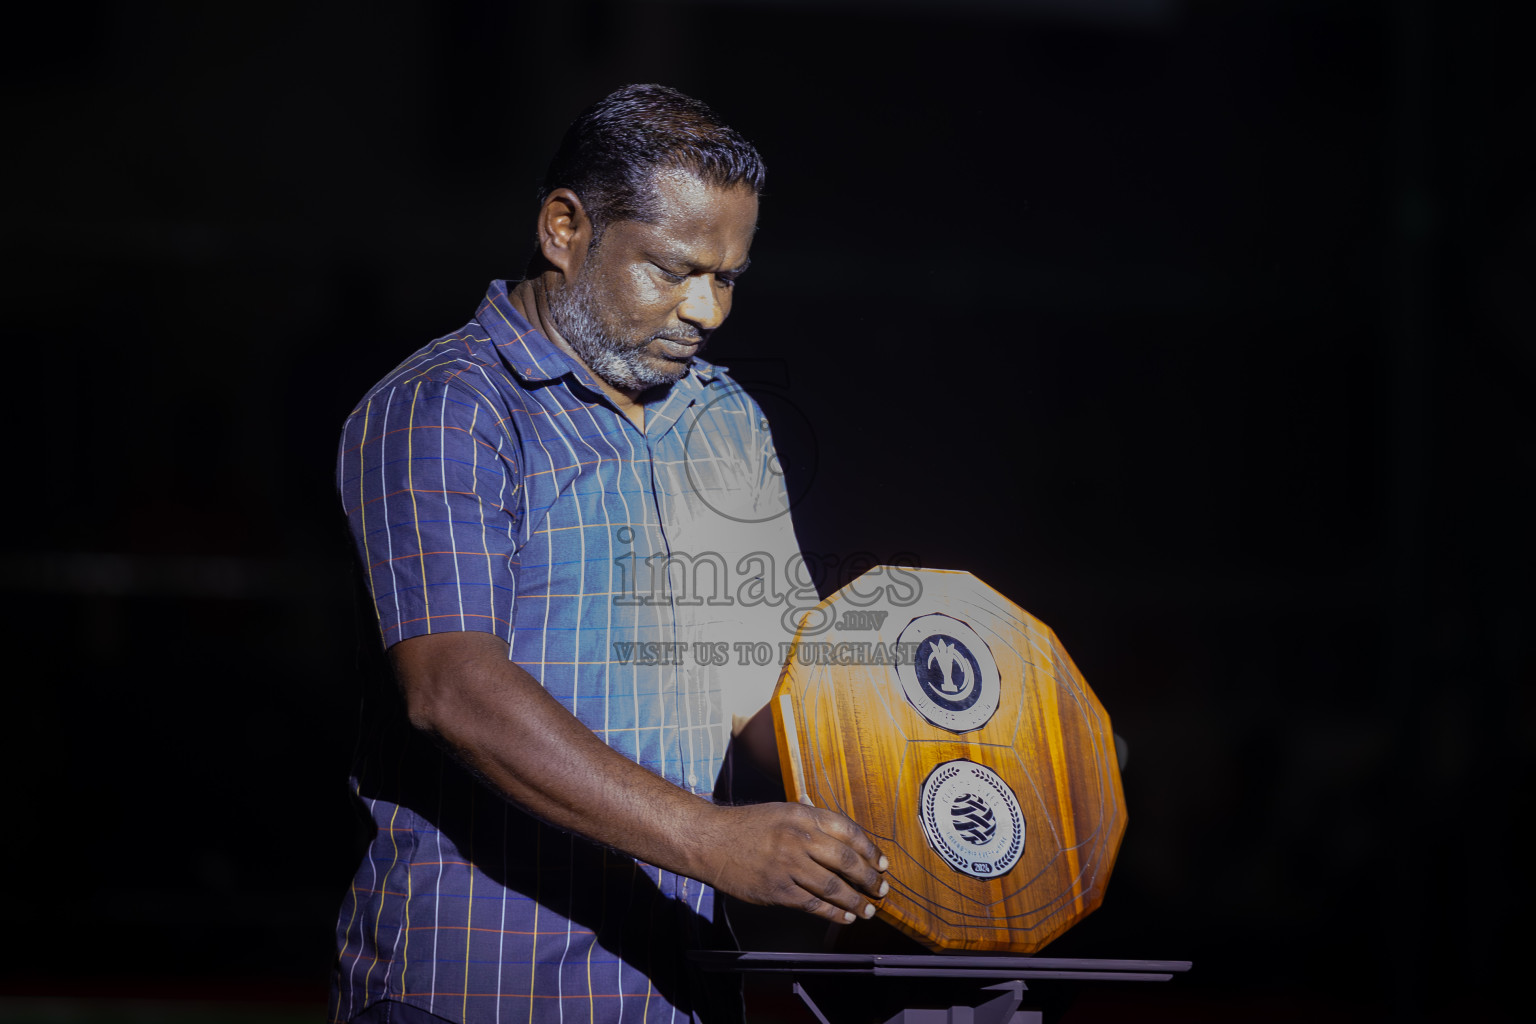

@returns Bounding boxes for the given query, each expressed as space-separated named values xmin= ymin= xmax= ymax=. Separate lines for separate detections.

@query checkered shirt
xmin=330 ymin=280 xmax=802 ymax=1023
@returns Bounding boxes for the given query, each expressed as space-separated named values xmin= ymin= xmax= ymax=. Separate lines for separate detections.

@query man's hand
xmin=701 ymin=801 xmax=889 ymax=925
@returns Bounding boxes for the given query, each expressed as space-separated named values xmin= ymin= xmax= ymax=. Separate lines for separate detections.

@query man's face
xmin=548 ymin=169 xmax=758 ymax=394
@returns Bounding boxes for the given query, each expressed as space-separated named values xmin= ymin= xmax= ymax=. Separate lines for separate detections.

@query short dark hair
xmin=539 ymin=84 xmax=765 ymax=243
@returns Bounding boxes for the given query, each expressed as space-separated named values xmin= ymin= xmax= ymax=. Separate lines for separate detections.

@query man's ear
xmin=537 ymin=188 xmax=592 ymax=276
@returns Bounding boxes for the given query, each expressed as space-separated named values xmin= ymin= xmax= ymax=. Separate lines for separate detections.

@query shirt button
xmin=687 ymin=772 xmax=698 ymax=789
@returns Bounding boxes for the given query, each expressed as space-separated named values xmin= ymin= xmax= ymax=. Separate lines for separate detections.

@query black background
xmin=4 ymin=1 xmax=1532 ymax=1020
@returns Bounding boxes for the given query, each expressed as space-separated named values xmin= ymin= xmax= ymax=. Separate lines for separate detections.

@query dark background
xmin=4 ymin=0 xmax=1531 ymax=1020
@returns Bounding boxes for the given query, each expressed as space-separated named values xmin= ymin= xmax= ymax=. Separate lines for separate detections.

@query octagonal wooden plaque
xmin=770 ymin=568 xmax=1126 ymax=953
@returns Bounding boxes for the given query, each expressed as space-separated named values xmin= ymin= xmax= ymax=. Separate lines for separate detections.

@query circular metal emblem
xmin=895 ymin=613 xmax=1001 ymax=732
xmin=919 ymin=760 xmax=1026 ymax=879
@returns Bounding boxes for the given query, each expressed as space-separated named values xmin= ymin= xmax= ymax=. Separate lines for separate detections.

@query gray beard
xmin=547 ymin=270 xmax=692 ymax=393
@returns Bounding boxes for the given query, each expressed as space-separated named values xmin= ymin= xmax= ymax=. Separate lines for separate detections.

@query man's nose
xmin=677 ymin=275 xmax=727 ymax=330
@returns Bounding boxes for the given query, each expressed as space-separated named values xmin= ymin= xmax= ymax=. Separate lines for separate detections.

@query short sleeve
xmin=337 ymin=377 xmax=521 ymax=648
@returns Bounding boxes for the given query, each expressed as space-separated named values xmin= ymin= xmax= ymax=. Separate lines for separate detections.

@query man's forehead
xmin=645 ymin=167 xmax=748 ymax=204
xmin=613 ymin=169 xmax=757 ymax=261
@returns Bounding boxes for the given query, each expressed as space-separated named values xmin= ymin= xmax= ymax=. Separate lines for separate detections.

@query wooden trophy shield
xmin=770 ymin=568 xmax=1126 ymax=953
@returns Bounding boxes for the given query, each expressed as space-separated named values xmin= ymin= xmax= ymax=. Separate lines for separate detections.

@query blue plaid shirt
xmin=331 ymin=281 xmax=802 ymax=1023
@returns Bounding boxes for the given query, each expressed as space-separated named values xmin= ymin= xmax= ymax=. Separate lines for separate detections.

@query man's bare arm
xmin=391 ymin=630 xmax=888 ymax=924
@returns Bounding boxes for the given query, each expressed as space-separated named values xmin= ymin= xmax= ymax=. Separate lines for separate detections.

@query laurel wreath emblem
xmin=920 ymin=760 xmax=1025 ymax=878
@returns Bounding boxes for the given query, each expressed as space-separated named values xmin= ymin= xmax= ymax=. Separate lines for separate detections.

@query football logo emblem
xmin=920 ymin=760 xmax=1025 ymax=879
xmin=896 ymin=613 xmax=1001 ymax=732
xmin=949 ymin=793 xmax=997 ymax=845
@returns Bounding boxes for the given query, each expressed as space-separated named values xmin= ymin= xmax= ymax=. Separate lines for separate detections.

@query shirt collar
xmin=475 ymin=280 xmax=574 ymax=383
xmin=475 ymin=278 xmax=728 ymax=392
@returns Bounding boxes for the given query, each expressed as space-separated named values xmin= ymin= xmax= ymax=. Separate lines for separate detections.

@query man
xmin=331 ymin=84 xmax=887 ymax=1024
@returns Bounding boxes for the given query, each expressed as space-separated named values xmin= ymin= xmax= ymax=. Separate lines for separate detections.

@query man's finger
xmin=811 ymin=809 xmax=886 ymax=873
xmin=807 ymin=838 xmax=886 ymax=900
xmin=813 ymin=807 xmax=881 ymax=858
xmin=798 ymin=894 xmax=859 ymax=925
xmin=794 ymin=869 xmax=877 ymax=923
xmin=793 ymin=818 xmax=884 ymax=900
